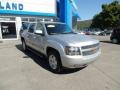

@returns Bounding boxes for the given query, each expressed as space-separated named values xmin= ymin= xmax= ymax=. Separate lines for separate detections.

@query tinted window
xmin=22 ymin=22 xmax=29 ymax=30
xmin=28 ymin=23 xmax=36 ymax=33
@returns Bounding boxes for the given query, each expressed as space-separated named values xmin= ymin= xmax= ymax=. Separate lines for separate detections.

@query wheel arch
xmin=46 ymin=47 xmax=60 ymax=57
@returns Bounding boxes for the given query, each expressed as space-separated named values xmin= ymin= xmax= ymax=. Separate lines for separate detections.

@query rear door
xmin=25 ymin=23 xmax=36 ymax=48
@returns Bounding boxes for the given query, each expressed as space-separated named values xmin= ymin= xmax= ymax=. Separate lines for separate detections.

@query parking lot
xmin=0 ymin=36 xmax=120 ymax=90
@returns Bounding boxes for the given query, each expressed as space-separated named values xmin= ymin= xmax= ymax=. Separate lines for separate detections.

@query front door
xmin=32 ymin=23 xmax=45 ymax=53
xmin=1 ymin=22 xmax=17 ymax=39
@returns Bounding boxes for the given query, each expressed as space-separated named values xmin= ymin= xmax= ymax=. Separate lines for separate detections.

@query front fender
xmin=45 ymin=40 xmax=65 ymax=56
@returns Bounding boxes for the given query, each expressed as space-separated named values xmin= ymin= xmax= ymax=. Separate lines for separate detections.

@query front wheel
xmin=48 ymin=51 xmax=62 ymax=73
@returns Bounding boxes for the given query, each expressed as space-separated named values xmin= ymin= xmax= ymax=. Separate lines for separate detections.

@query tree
xmin=91 ymin=1 xmax=120 ymax=30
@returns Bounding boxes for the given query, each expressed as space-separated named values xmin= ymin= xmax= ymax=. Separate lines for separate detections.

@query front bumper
xmin=61 ymin=50 xmax=101 ymax=68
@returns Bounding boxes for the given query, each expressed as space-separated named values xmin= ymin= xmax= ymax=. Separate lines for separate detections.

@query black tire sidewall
xmin=112 ymin=38 xmax=118 ymax=44
xmin=22 ymin=40 xmax=27 ymax=51
xmin=48 ymin=51 xmax=62 ymax=73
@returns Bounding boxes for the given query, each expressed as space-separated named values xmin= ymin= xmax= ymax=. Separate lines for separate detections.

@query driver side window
xmin=35 ymin=23 xmax=44 ymax=34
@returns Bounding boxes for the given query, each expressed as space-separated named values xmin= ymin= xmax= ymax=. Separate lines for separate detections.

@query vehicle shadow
xmin=100 ymin=41 xmax=112 ymax=44
xmin=100 ymin=41 xmax=120 ymax=45
xmin=16 ymin=44 xmax=86 ymax=74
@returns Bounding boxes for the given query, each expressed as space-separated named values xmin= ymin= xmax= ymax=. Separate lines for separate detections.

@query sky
xmin=75 ymin=0 xmax=116 ymax=21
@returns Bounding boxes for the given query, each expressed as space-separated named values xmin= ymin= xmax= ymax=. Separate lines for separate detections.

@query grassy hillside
xmin=77 ymin=20 xmax=92 ymax=30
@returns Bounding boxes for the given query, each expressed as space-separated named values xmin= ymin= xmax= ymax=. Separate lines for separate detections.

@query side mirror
xmin=34 ymin=30 xmax=43 ymax=35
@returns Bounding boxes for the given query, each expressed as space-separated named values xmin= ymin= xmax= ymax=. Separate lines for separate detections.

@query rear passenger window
xmin=22 ymin=22 xmax=29 ymax=30
xmin=28 ymin=23 xmax=36 ymax=33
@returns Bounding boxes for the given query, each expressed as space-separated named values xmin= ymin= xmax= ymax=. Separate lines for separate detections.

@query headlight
xmin=65 ymin=46 xmax=81 ymax=55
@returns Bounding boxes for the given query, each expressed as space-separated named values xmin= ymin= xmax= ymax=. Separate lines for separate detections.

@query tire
xmin=112 ymin=38 xmax=118 ymax=44
xmin=48 ymin=50 xmax=62 ymax=73
xmin=22 ymin=39 xmax=27 ymax=51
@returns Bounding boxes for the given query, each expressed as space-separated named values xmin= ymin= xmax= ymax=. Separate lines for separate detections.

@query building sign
xmin=0 ymin=0 xmax=56 ymax=16
xmin=0 ymin=2 xmax=23 ymax=10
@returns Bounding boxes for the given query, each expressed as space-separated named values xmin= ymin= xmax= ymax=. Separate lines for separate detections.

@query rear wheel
xmin=22 ymin=40 xmax=27 ymax=51
xmin=112 ymin=38 xmax=118 ymax=44
xmin=48 ymin=51 xmax=62 ymax=73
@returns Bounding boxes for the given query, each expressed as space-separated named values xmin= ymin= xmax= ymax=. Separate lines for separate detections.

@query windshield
xmin=45 ymin=23 xmax=73 ymax=35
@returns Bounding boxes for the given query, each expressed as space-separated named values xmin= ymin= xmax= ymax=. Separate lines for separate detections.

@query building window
xmin=37 ymin=18 xmax=44 ymax=22
xmin=29 ymin=18 xmax=36 ymax=22
xmin=44 ymin=18 xmax=53 ymax=22
xmin=22 ymin=18 xmax=29 ymax=22
xmin=10 ymin=17 xmax=16 ymax=21
xmin=0 ymin=17 xmax=16 ymax=21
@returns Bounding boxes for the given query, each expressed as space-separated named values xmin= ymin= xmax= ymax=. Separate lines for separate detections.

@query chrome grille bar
xmin=81 ymin=43 xmax=99 ymax=50
xmin=81 ymin=43 xmax=100 ymax=56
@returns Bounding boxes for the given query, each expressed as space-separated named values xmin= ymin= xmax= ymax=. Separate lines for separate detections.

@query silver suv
xmin=21 ymin=22 xmax=101 ymax=73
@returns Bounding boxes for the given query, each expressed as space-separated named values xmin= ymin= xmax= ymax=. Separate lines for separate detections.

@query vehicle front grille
xmin=81 ymin=43 xmax=99 ymax=49
xmin=81 ymin=43 xmax=100 ymax=56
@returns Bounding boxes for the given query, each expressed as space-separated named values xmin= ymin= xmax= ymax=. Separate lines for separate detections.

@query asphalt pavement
xmin=0 ymin=36 xmax=120 ymax=90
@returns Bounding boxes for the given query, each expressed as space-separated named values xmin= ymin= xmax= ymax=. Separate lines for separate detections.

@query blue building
xmin=57 ymin=0 xmax=80 ymax=28
xmin=0 ymin=0 xmax=80 ymax=40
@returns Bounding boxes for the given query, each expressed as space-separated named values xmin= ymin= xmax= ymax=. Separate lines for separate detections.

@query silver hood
xmin=47 ymin=33 xmax=99 ymax=46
